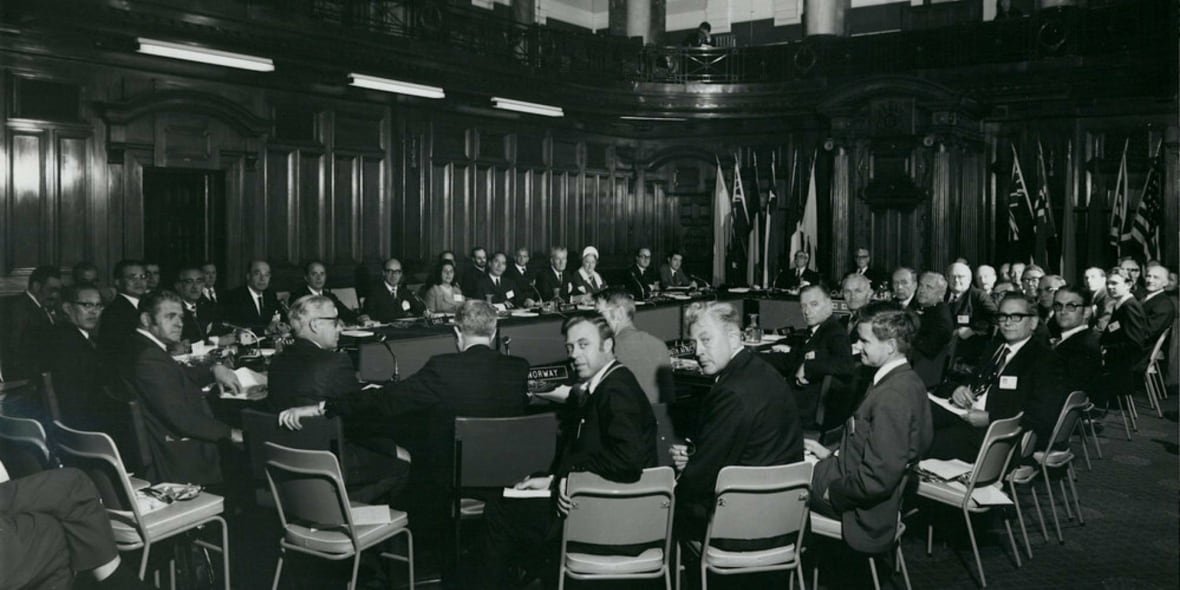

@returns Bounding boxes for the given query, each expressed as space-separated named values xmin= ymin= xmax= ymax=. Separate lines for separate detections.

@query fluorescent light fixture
xmin=620 ymin=116 xmax=688 ymax=122
xmin=137 ymin=38 xmax=274 ymax=72
xmin=491 ymin=97 xmax=564 ymax=117
xmin=349 ymin=74 xmax=445 ymax=99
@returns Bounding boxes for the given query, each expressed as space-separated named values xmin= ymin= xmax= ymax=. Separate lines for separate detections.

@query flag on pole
xmin=712 ymin=159 xmax=732 ymax=287
xmin=761 ymin=152 xmax=779 ymax=287
xmin=1033 ymin=140 xmax=1058 ymax=267
xmin=1108 ymin=139 xmax=1130 ymax=258
xmin=788 ymin=152 xmax=818 ymax=271
xmin=745 ymin=153 xmax=763 ymax=286
xmin=1128 ymin=140 xmax=1164 ymax=263
xmin=1007 ymin=144 xmax=1035 ymax=260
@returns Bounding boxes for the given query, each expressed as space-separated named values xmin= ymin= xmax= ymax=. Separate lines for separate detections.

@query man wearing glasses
xmin=1020 ymin=264 xmax=1045 ymax=298
xmin=626 ymin=247 xmax=658 ymax=300
xmin=47 ymin=284 xmax=110 ymax=431
xmin=98 ymin=259 xmax=149 ymax=363
xmin=174 ymin=265 xmax=229 ymax=344
xmin=364 ymin=257 xmax=425 ymax=322
xmin=928 ymin=293 xmax=1064 ymax=460
xmin=290 ymin=260 xmax=367 ymax=325
xmin=1050 ymin=286 xmax=1102 ymax=403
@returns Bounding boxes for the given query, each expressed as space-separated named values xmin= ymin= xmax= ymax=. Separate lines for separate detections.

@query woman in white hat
xmin=569 ymin=246 xmax=607 ymax=303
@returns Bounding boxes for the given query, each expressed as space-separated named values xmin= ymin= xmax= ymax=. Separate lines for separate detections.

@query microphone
xmin=501 ymin=336 xmax=512 ymax=356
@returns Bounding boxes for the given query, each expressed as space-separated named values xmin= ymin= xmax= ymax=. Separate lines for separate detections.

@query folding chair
xmin=241 ymin=408 xmax=347 ymax=506
xmin=690 ymin=462 xmax=813 ymax=590
xmin=264 ymin=442 xmax=413 ymax=590
xmin=559 ymin=467 xmax=676 ymax=590
xmin=0 ymin=412 xmax=55 ymax=477
xmin=452 ymin=414 xmax=559 ymax=557
xmin=41 ymin=371 xmax=62 ymax=423
xmin=809 ymin=472 xmax=916 ymax=590
xmin=918 ymin=414 xmax=1023 ymax=588
xmin=53 ymin=422 xmax=230 ymax=587
xmin=1033 ymin=390 xmax=1088 ymax=544
xmin=1004 ymin=431 xmax=1046 ymax=559
xmin=1143 ymin=330 xmax=1170 ymax=417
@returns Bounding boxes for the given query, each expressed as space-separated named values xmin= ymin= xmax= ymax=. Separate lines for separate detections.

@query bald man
xmin=946 ymin=262 xmax=998 ymax=340
xmin=222 ymin=260 xmax=286 ymax=332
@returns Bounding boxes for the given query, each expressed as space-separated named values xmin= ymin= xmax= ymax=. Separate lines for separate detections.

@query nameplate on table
xmin=667 ymin=340 xmax=696 ymax=358
xmin=528 ymin=365 xmax=570 ymax=382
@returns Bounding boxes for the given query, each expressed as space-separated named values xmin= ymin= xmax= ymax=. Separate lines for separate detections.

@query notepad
xmin=503 ymin=487 xmax=552 ymax=499
xmin=919 ymin=458 xmax=973 ymax=481
xmin=350 ymin=504 xmax=397 ymax=525
xmin=220 ymin=367 xmax=267 ymax=399
xmin=928 ymin=393 xmax=970 ymax=417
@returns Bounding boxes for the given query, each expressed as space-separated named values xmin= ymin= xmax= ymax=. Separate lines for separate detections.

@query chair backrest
xmin=334 ymin=287 xmax=359 ymax=311
xmin=1046 ymin=391 xmax=1089 ymax=451
xmin=358 ymin=341 xmax=398 ymax=383
xmin=0 ymin=413 xmax=54 ymax=477
xmin=706 ymin=462 xmax=813 ymax=547
xmin=564 ymin=467 xmax=675 ymax=549
xmin=264 ymin=442 xmax=355 ymax=534
xmin=41 ymin=372 xmax=62 ymax=423
xmin=1149 ymin=329 xmax=1169 ymax=363
xmin=242 ymin=409 xmax=346 ymax=498
xmin=454 ymin=413 xmax=559 ymax=488
xmin=651 ymin=402 xmax=685 ymax=468
xmin=1016 ymin=430 xmax=1037 ymax=463
xmin=125 ymin=400 xmax=155 ymax=477
xmin=967 ymin=413 xmax=1024 ymax=490
xmin=52 ymin=422 xmax=141 ymax=517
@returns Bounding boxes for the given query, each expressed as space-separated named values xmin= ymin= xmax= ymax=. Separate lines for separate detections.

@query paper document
xmin=503 ymin=487 xmax=552 ymax=499
xmin=919 ymin=458 xmax=973 ymax=481
xmin=970 ymin=483 xmax=1014 ymax=506
xmin=220 ymin=367 xmax=267 ymax=399
xmin=928 ymin=393 xmax=970 ymax=417
xmin=350 ymin=503 xmax=397 ymax=525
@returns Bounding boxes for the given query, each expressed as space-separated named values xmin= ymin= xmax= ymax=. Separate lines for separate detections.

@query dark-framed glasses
xmin=311 ymin=315 xmax=341 ymax=327
xmin=72 ymin=301 xmax=105 ymax=311
xmin=996 ymin=313 xmax=1036 ymax=324
xmin=1051 ymin=302 xmax=1083 ymax=312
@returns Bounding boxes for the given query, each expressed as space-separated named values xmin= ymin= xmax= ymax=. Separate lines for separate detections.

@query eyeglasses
xmin=996 ymin=313 xmax=1036 ymax=324
xmin=123 ymin=273 xmax=147 ymax=281
xmin=1051 ymin=302 xmax=1084 ymax=312
xmin=177 ymin=278 xmax=205 ymax=285
xmin=383 ymin=269 xmax=403 ymax=274
xmin=311 ymin=316 xmax=341 ymax=326
xmin=72 ymin=301 xmax=105 ymax=311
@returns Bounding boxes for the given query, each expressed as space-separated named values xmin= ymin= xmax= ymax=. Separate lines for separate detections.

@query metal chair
xmin=53 ymin=422 xmax=230 ymax=587
xmin=241 ymin=408 xmax=347 ymax=507
xmin=918 ymin=413 xmax=1024 ymax=588
xmin=558 ymin=467 xmax=676 ymax=590
xmin=809 ymin=472 xmax=916 ymax=590
xmin=0 ymin=412 xmax=55 ymax=477
xmin=1033 ymin=390 xmax=1088 ymax=544
xmin=692 ymin=462 xmax=813 ymax=590
xmin=1143 ymin=330 xmax=1170 ymax=416
xmin=265 ymin=441 xmax=413 ymax=590
xmin=41 ymin=371 xmax=62 ymax=423
xmin=1004 ymin=431 xmax=1047 ymax=559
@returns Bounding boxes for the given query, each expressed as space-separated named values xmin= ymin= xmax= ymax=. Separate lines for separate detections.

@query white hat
xmin=582 ymin=246 xmax=599 ymax=260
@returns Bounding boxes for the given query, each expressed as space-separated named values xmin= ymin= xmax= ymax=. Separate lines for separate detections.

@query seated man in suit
xmin=118 ymin=291 xmax=242 ymax=485
xmin=363 ymin=257 xmax=425 ymax=321
xmin=947 ymin=261 xmax=998 ymax=342
xmin=1 ymin=466 xmax=151 ymax=590
xmin=482 ymin=313 xmax=657 ymax=589
xmin=290 ymin=260 xmax=367 ymax=325
xmin=174 ymin=265 xmax=234 ymax=347
xmin=143 ymin=262 xmax=161 ymax=294
xmin=1118 ymin=256 xmax=1145 ymax=299
xmin=460 ymin=246 xmax=489 ymax=298
xmin=222 ymin=259 xmax=286 ymax=333
xmin=626 ymin=247 xmax=659 ymax=300
xmin=806 ymin=302 xmax=932 ymax=565
xmin=1051 ymin=286 xmax=1102 ymax=399
xmin=535 ymin=246 xmax=574 ymax=302
xmin=891 ymin=267 xmax=918 ymax=309
xmin=475 ymin=252 xmax=536 ymax=308
xmin=568 ymin=246 xmax=607 ymax=302
xmin=1099 ymin=267 xmax=1148 ymax=408
xmin=1 ymin=265 xmax=61 ymax=381
xmin=659 ymin=250 xmax=695 ymax=289
xmin=504 ymin=246 xmax=532 ymax=290
xmin=1008 ymin=261 xmax=1026 ymax=286
xmin=97 ymin=260 xmax=149 ymax=366
xmin=49 ymin=285 xmax=113 ymax=431
xmin=1020 ymin=264 xmax=1046 ymax=298
xmin=1141 ymin=262 xmax=1176 ymax=348
xmin=1084 ymin=267 xmax=1112 ymax=331
xmin=910 ymin=272 xmax=954 ymax=387
xmin=975 ymin=264 xmax=998 ymax=295
xmin=671 ymin=301 xmax=804 ymax=544
xmin=766 ymin=285 xmax=856 ymax=429
xmin=840 ymin=273 xmax=878 ymax=408
xmin=594 ymin=287 xmax=672 ymax=404
xmin=72 ymin=260 xmax=100 ymax=289
xmin=200 ymin=261 xmax=222 ymax=306
xmin=929 ymin=294 xmax=1065 ymax=460
xmin=774 ymin=250 xmax=821 ymax=290
xmin=850 ymin=247 xmax=887 ymax=289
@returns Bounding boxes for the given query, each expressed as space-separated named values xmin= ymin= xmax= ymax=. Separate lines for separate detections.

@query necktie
xmin=493 ymin=277 xmax=500 ymax=288
xmin=992 ymin=345 xmax=1012 ymax=374
xmin=254 ymin=293 xmax=262 ymax=316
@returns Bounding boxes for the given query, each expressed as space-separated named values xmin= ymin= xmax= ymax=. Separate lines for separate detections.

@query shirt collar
xmin=587 ymin=360 xmax=617 ymax=395
xmin=78 ymin=327 xmax=90 ymax=341
xmin=1003 ymin=335 xmax=1033 ymax=357
xmin=248 ymin=286 xmax=264 ymax=298
xmin=183 ymin=300 xmax=198 ymax=312
xmin=121 ymin=293 xmax=140 ymax=308
xmin=1144 ymin=289 xmax=1164 ymax=302
xmin=516 ymin=265 xmax=527 ymax=275
xmin=1058 ymin=325 xmax=1088 ymax=343
xmin=307 ymin=285 xmax=323 ymax=297
xmin=25 ymin=291 xmax=44 ymax=309
xmin=873 ymin=358 xmax=909 ymax=386
xmin=385 ymin=281 xmax=398 ymax=294
xmin=579 ymin=268 xmax=597 ymax=281
xmin=136 ymin=328 xmax=169 ymax=352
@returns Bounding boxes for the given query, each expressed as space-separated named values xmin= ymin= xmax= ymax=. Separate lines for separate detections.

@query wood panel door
xmin=142 ymin=167 xmax=226 ymax=276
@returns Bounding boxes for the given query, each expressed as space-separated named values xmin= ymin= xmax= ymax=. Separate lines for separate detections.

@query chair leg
xmin=962 ymin=511 xmax=988 ymax=588
xmin=270 ymin=552 xmax=284 ymax=590
xmin=897 ymin=544 xmax=913 ymax=590
xmin=348 ymin=553 xmax=362 ymax=590
xmin=926 ymin=524 xmax=933 ymax=556
xmin=1042 ymin=465 xmax=1064 ymax=544
xmin=868 ymin=557 xmax=881 ymax=590
xmin=675 ymin=544 xmax=682 ymax=590
xmin=812 ymin=561 xmax=819 ymax=590
xmin=404 ymin=528 xmax=415 ymax=590
xmin=1075 ymin=423 xmax=1093 ymax=471
xmin=700 ymin=559 xmax=708 ymax=590
xmin=1059 ymin=479 xmax=1075 ymax=521
xmin=138 ymin=542 xmax=153 ymax=581
xmin=1066 ymin=465 xmax=1084 ymax=526
xmin=1003 ymin=515 xmax=1022 ymax=569
xmin=1126 ymin=394 xmax=1139 ymax=426
xmin=1008 ymin=480 xmax=1033 ymax=559
xmin=218 ymin=517 xmax=231 ymax=590
xmin=796 ymin=561 xmax=806 ymax=590
xmin=1028 ymin=485 xmax=1049 ymax=543
xmin=1116 ymin=396 xmax=1133 ymax=440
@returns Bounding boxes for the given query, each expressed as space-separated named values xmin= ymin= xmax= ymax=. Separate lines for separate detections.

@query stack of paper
xmin=928 ymin=393 xmax=970 ymax=417
xmin=919 ymin=458 xmax=973 ymax=481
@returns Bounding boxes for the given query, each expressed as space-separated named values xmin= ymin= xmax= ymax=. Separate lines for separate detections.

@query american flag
xmin=1128 ymin=140 xmax=1164 ymax=263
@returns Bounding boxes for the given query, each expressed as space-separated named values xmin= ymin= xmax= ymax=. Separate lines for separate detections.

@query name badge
xmin=999 ymin=376 xmax=1018 ymax=390
xmin=1108 ymin=321 xmax=1120 ymax=332
xmin=453 ymin=293 xmax=464 ymax=302
xmin=506 ymin=290 xmax=515 ymax=299
xmin=401 ymin=300 xmax=411 ymax=311
xmin=957 ymin=314 xmax=970 ymax=325
xmin=805 ymin=351 xmax=816 ymax=360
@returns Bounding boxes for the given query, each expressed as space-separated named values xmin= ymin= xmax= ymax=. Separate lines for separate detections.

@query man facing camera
xmin=117 ymin=291 xmax=242 ymax=485
xmin=290 ymin=260 xmax=368 ymax=325
xmin=946 ymin=261 xmax=998 ymax=341
xmin=672 ymin=301 xmax=804 ymax=543
xmin=910 ymin=271 xmax=955 ymax=388
xmin=48 ymin=285 xmax=112 ymax=432
xmin=475 ymin=252 xmax=536 ymax=308
xmin=535 ymin=246 xmax=574 ymax=302
xmin=364 ymin=257 xmax=425 ymax=321
xmin=626 ymin=247 xmax=659 ymax=300
xmin=222 ymin=259 xmax=285 ymax=332
xmin=1 ymin=265 xmax=61 ymax=380
xmin=1050 ymin=286 xmax=1102 ymax=399
xmin=774 ymin=250 xmax=821 ymax=290
xmin=98 ymin=260 xmax=149 ymax=363
xmin=660 ymin=251 xmax=696 ymax=289
xmin=807 ymin=302 xmax=932 ymax=556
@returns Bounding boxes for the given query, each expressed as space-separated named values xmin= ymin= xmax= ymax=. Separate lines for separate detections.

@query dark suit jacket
xmin=626 ymin=265 xmax=658 ymax=300
xmin=767 ymin=316 xmax=856 ymax=427
xmin=97 ymin=294 xmax=141 ymax=364
xmin=181 ymin=301 xmax=210 ymax=343
xmin=910 ymin=301 xmax=954 ymax=388
xmin=1100 ymin=296 xmax=1148 ymax=390
xmin=774 ymin=267 xmax=822 ymax=290
xmin=221 ymin=286 xmax=285 ymax=332
xmin=1141 ymin=292 xmax=1176 ymax=350
xmin=362 ymin=283 xmax=425 ymax=322
xmin=474 ymin=273 xmax=524 ymax=306
xmin=946 ymin=287 xmax=998 ymax=334
xmin=1054 ymin=329 xmax=1102 ymax=401
xmin=1 ymin=293 xmax=56 ymax=380
xmin=659 ymin=264 xmax=693 ymax=288
xmin=552 ymin=362 xmax=657 ymax=484
xmin=290 ymin=285 xmax=361 ymax=325
xmin=268 ymin=338 xmax=362 ymax=411
xmin=118 ymin=332 xmax=232 ymax=485
xmin=811 ymin=362 xmax=932 ymax=554
xmin=460 ymin=264 xmax=489 ymax=298
xmin=677 ymin=349 xmax=804 ymax=511
xmin=47 ymin=325 xmax=111 ymax=431
xmin=535 ymin=268 xmax=574 ymax=301
xmin=504 ymin=265 xmax=533 ymax=293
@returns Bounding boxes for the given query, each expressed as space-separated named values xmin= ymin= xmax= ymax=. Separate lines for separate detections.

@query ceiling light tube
xmin=491 ymin=97 xmax=564 ymax=117
xmin=349 ymin=74 xmax=446 ymax=99
xmin=137 ymin=38 xmax=275 ymax=72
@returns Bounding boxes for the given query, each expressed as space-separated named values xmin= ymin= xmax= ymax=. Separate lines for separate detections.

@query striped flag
xmin=712 ymin=160 xmax=732 ymax=287
xmin=761 ymin=152 xmax=779 ymax=288
xmin=1033 ymin=141 xmax=1058 ymax=267
xmin=1007 ymin=144 xmax=1035 ymax=257
xmin=788 ymin=152 xmax=818 ymax=271
xmin=1108 ymin=139 xmax=1130 ymax=257
xmin=1128 ymin=140 xmax=1164 ymax=263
